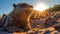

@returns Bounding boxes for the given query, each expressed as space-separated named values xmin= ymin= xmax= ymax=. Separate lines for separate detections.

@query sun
xmin=34 ymin=3 xmax=48 ymax=11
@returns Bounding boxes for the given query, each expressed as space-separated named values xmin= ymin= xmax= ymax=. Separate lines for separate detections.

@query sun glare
xmin=34 ymin=3 xmax=48 ymax=11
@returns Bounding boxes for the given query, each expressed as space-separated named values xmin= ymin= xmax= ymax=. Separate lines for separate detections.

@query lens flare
xmin=34 ymin=3 xmax=48 ymax=12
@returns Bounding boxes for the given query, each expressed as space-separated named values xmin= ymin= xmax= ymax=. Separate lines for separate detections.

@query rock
xmin=43 ymin=30 xmax=51 ymax=34
xmin=53 ymin=14 xmax=60 ymax=20
xmin=0 ymin=32 xmax=12 ymax=34
xmin=0 ymin=14 xmax=8 ymax=27
xmin=34 ymin=31 xmax=38 ymax=34
xmin=0 ymin=27 xmax=5 ymax=32
xmin=27 ymin=31 xmax=34 ymax=34
xmin=5 ymin=26 xmax=23 ymax=33
xmin=44 ymin=17 xmax=57 ymax=28
xmin=54 ymin=32 xmax=58 ymax=34
xmin=54 ymin=26 xmax=60 ymax=32
xmin=0 ymin=15 xmax=2 ymax=21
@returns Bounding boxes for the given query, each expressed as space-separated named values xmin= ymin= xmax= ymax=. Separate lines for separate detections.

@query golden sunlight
xmin=34 ymin=3 xmax=48 ymax=12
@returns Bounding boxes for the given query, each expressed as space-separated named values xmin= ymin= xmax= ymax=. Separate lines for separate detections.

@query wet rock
xmin=0 ymin=32 xmax=12 ymax=34
xmin=4 ymin=26 xmax=24 ymax=33
xmin=0 ymin=27 xmax=4 ymax=32
xmin=54 ymin=26 xmax=60 ymax=32
xmin=0 ymin=14 xmax=8 ymax=27
xmin=27 ymin=31 xmax=34 ymax=34
xmin=34 ymin=31 xmax=38 ymax=34
xmin=54 ymin=32 xmax=58 ymax=34
xmin=44 ymin=17 xmax=57 ymax=28
xmin=38 ymin=30 xmax=42 ymax=33
xmin=53 ymin=14 xmax=60 ymax=20
xmin=43 ymin=30 xmax=51 ymax=34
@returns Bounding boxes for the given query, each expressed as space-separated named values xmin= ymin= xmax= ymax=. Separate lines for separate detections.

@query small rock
xmin=43 ymin=30 xmax=51 ymax=34
xmin=27 ymin=31 xmax=34 ymax=34
xmin=54 ymin=32 xmax=58 ymax=34
xmin=54 ymin=26 xmax=60 ymax=32
xmin=34 ymin=31 xmax=38 ymax=34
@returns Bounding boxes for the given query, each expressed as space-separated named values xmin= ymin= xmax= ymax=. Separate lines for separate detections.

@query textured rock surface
xmin=30 ymin=11 xmax=60 ymax=28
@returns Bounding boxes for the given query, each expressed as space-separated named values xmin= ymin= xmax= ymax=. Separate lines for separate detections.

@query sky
xmin=0 ymin=0 xmax=60 ymax=15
